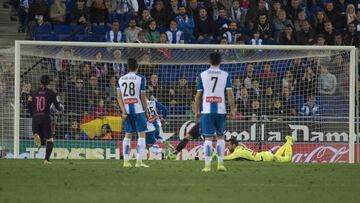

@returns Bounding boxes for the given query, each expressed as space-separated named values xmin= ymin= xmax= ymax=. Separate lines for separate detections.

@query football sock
xmin=216 ymin=139 xmax=225 ymax=164
xmin=123 ymin=137 xmax=131 ymax=161
xmin=175 ymin=138 xmax=189 ymax=153
xmin=45 ymin=141 xmax=53 ymax=161
xmin=204 ymin=140 xmax=212 ymax=166
xmin=136 ymin=137 xmax=146 ymax=161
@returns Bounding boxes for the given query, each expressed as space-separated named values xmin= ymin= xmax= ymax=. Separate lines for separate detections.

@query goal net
xmin=5 ymin=41 xmax=358 ymax=163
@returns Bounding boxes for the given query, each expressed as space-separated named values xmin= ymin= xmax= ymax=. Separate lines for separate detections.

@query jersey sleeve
xmin=197 ymin=75 xmax=203 ymax=91
xmin=226 ymin=74 xmax=232 ymax=89
xmin=141 ymin=76 xmax=146 ymax=92
xmin=156 ymin=101 xmax=168 ymax=119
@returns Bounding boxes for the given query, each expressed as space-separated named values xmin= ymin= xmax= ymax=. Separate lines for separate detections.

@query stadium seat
xmin=54 ymin=24 xmax=73 ymax=35
xmin=92 ymin=25 xmax=111 ymax=35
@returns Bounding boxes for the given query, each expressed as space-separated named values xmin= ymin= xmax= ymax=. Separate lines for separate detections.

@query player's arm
xmin=140 ymin=77 xmax=149 ymax=118
xmin=117 ymin=88 xmax=127 ymax=118
xmin=52 ymin=92 xmax=64 ymax=112
xmin=226 ymin=75 xmax=236 ymax=118
xmin=155 ymin=101 xmax=168 ymax=119
xmin=193 ymin=76 xmax=203 ymax=118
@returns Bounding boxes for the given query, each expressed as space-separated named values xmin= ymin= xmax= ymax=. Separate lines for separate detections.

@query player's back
xmin=30 ymin=87 xmax=58 ymax=119
xmin=118 ymin=72 xmax=146 ymax=114
xmin=198 ymin=67 xmax=231 ymax=114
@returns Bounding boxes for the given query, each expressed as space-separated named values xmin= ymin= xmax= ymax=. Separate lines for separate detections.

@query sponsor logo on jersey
xmin=124 ymin=98 xmax=138 ymax=104
xmin=206 ymin=96 xmax=222 ymax=103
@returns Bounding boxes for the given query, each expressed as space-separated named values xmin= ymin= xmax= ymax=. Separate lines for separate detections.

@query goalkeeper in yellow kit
xmin=224 ymin=136 xmax=294 ymax=162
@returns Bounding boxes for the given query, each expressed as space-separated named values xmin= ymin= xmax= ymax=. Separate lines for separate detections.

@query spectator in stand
xmin=254 ymin=13 xmax=274 ymax=44
xmin=139 ymin=9 xmax=154 ymax=29
xmin=336 ymin=0 xmax=348 ymax=14
xmin=233 ymin=77 xmax=242 ymax=101
xmin=245 ymin=0 xmax=271 ymax=30
xmin=300 ymin=95 xmax=319 ymax=117
xmin=106 ymin=76 xmax=118 ymax=102
xmin=109 ymin=0 xmax=139 ymax=17
xmin=169 ymin=76 xmax=192 ymax=107
xmin=297 ymin=20 xmax=315 ymax=45
xmin=249 ymin=99 xmax=261 ymax=121
xmin=223 ymin=21 xmax=244 ymax=44
xmin=354 ymin=10 xmax=360 ymax=33
xmin=105 ymin=20 xmax=123 ymax=42
xmin=78 ymin=62 xmax=92 ymax=82
xmin=258 ymin=62 xmax=277 ymax=88
xmin=145 ymin=20 xmax=160 ymax=43
xmin=94 ymin=98 xmax=108 ymax=116
xmin=90 ymin=0 xmax=108 ymax=26
xmin=238 ymin=87 xmax=250 ymax=117
xmin=86 ymin=76 xmax=101 ymax=112
xmin=92 ymin=51 xmax=108 ymax=78
xmin=313 ymin=10 xmax=328 ymax=34
xmin=298 ymin=66 xmax=316 ymax=96
xmin=250 ymin=31 xmax=263 ymax=45
xmin=66 ymin=77 xmax=88 ymax=116
xmin=272 ymin=0 xmax=282 ymax=17
xmin=136 ymin=29 xmax=147 ymax=43
xmin=216 ymin=7 xmax=230 ymax=35
xmin=194 ymin=8 xmax=216 ymax=44
xmin=49 ymin=0 xmax=66 ymax=24
xmin=285 ymin=0 xmax=302 ymax=23
xmin=188 ymin=0 xmax=200 ymax=20
xmin=345 ymin=4 xmax=357 ymax=25
xmin=176 ymin=5 xmax=195 ymax=43
xmin=151 ymin=0 xmax=171 ymax=31
xmin=324 ymin=1 xmax=341 ymax=29
xmin=315 ymin=34 xmax=326 ymax=45
xmin=124 ymin=18 xmax=142 ymax=42
xmin=334 ymin=33 xmax=344 ymax=46
xmin=166 ymin=20 xmax=184 ymax=44
xmin=323 ymin=21 xmax=336 ymax=45
xmin=249 ymin=79 xmax=262 ymax=100
xmin=273 ymin=9 xmax=293 ymax=43
xmin=28 ymin=0 xmax=49 ymax=38
xmin=169 ymin=0 xmax=180 ymax=16
xmin=148 ymin=74 xmax=165 ymax=102
xmin=21 ymin=80 xmax=32 ymax=116
xmin=32 ymin=14 xmax=51 ymax=40
xmin=138 ymin=0 xmax=156 ymax=14
xmin=270 ymin=97 xmax=285 ymax=121
xmin=262 ymin=86 xmax=274 ymax=115
xmin=293 ymin=10 xmax=307 ymax=32
xmin=243 ymin=63 xmax=255 ymax=89
xmin=318 ymin=66 xmax=337 ymax=95
xmin=281 ymin=86 xmax=297 ymax=116
xmin=18 ymin=0 xmax=29 ymax=32
xmin=280 ymin=24 xmax=298 ymax=45
xmin=70 ymin=0 xmax=90 ymax=26
xmin=65 ymin=120 xmax=85 ymax=140
xmin=111 ymin=49 xmax=126 ymax=77
xmin=156 ymin=33 xmax=172 ymax=59
xmin=282 ymin=70 xmax=296 ymax=92
xmin=228 ymin=0 xmax=246 ymax=28
xmin=344 ymin=22 xmax=359 ymax=46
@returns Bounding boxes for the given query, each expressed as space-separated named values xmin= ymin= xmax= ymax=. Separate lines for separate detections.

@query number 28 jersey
xmin=118 ymin=72 xmax=146 ymax=115
xmin=197 ymin=66 xmax=232 ymax=114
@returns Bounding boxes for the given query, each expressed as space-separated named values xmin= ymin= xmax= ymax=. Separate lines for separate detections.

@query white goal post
xmin=10 ymin=41 xmax=358 ymax=163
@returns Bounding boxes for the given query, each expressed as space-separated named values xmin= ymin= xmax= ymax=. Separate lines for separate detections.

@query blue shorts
xmin=200 ymin=113 xmax=226 ymax=137
xmin=124 ymin=113 xmax=147 ymax=134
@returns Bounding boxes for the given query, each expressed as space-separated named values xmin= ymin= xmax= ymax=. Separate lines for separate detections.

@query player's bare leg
xmin=34 ymin=133 xmax=41 ymax=147
xmin=202 ymin=137 xmax=213 ymax=172
xmin=135 ymin=132 xmax=149 ymax=168
xmin=216 ymin=135 xmax=226 ymax=172
xmin=43 ymin=138 xmax=54 ymax=164
xmin=123 ymin=134 xmax=133 ymax=168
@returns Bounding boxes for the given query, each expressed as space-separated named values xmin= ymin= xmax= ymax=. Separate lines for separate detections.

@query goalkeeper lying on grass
xmin=224 ymin=136 xmax=294 ymax=162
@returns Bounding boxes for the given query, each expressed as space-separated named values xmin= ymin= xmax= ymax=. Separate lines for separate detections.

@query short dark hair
xmin=228 ymin=137 xmax=239 ymax=146
xmin=40 ymin=75 xmax=51 ymax=86
xmin=127 ymin=58 xmax=138 ymax=71
xmin=209 ymin=52 xmax=221 ymax=66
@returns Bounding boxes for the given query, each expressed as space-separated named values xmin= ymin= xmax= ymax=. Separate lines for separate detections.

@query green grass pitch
xmin=0 ymin=160 xmax=359 ymax=203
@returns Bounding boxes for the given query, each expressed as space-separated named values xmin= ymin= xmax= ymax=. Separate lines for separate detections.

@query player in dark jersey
xmin=166 ymin=120 xmax=201 ymax=160
xmin=27 ymin=75 xmax=63 ymax=164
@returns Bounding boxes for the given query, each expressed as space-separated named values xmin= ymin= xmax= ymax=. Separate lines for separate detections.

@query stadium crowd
xmin=12 ymin=0 xmax=360 ymax=46
xmin=3 ymin=0 xmax=353 ymax=140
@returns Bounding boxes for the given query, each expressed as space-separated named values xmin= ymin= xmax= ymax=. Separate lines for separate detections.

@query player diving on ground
xmin=224 ymin=136 xmax=295 ymax=162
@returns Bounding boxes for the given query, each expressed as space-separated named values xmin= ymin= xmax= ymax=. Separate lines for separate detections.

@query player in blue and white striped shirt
xmin=194 ymin=52 xmax=236 ymax=172
xmin=117 ymin=58 xmax=149 ymax=168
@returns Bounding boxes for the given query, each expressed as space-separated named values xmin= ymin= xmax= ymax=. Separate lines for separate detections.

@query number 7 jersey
xmin=197 ymin=66 xmax=232 ymax=114
xmin=118 ymin=72 xmax=146 ymax=114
